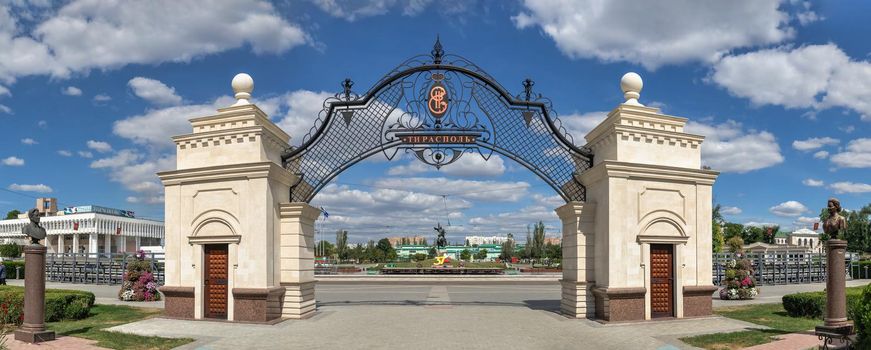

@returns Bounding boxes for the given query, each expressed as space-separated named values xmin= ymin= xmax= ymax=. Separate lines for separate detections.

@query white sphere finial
xmin=620 ymin=72 xmax=643 ymax=106
xmin=231 ymin=73 xmax=254 ymax=106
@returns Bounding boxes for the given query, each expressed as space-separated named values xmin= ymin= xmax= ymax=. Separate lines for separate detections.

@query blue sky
xmin=0 ymin=1 xmax=869 ymax=243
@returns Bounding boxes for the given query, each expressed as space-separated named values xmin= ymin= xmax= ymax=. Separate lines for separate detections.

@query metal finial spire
xmin=342 ymin=78 xmax=354 ymax=101
xmin=431 ymin=35 xmax=444 ymax=64
xmin=522 ymin=78 xmax=535 ymax=101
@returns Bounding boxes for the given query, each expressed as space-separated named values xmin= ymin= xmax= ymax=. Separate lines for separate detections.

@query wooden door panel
xmin=650 ymin=244 xmax=673 ymax=318
xmin=204 ymin=244 xmax=228 ymax=319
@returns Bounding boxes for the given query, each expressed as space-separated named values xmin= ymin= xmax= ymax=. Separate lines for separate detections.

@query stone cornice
xmin=555 ymin=201 xmax=585 ymax=221
xmin=584 ymin=105 xmax=705 ymax=152
xmin=279 ymin=203 xmax=322 ymax=222
xmin=578 ymin=161 xmax=719 ymax=186
xmin=188 ymin=104 xmax=291 ymax=145
xmin=158 ymin=162 xmax=295 ymax=187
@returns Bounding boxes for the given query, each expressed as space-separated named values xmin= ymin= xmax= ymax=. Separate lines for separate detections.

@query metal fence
xmin=44 ymin=252 xmax=164 ymax=285
xmin=713 ymin=252 xmax=861 ymax=286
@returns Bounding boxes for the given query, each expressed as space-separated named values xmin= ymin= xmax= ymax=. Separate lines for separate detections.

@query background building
xmin=0 ymin=198 xmax=164 ymax=254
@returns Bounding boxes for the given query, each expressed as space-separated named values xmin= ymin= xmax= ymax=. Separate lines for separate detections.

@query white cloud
xmin=35 ymin=0 xmax=307 ymax=72
xmin=829 ymin=182 xmax=871 ymax=194
xmin=313 ymin=0 xmax=445 ymax=21
xmin=744 ymin=221 xmax=778 ymax=228
xmin=128 ymin=77 xmax=182 ymax=106
xmin=769 ymin=200 xmax=809 ymax=217
xmin=387 ymin=161 xmax=430 ymax=176
xmin=86 ymin=140 xmax=112 ymax=153
xmin=0 ymin=85 xmax=9 ymax=97
xmin=61 ymin=86 xmax=82 ymax=96
xmin=77 ymin=151 xmax=93 ymax=158
xmin=93 ymin=94 xmax=111 ymax=102
xmin=721 ymin=206 xmax=742 ymax=215
xmin=20 ymin=138 xmax=37 ymax=145
xmin=275 ymin=90 xmax=333 ymax=144
xmin=89 ymin=149 xmax=174 ymax=204
xmin=57 ymin=150 xmax=72 ymax=157
xmin=813 ymin=150 xmax=829 ymax=159
xmin=830 ymin=138 xmax=871 ymax=168
xmin=0 ymin=104 xmax=11 ymax=114
xmin=8 ymin=183 xmax=52 ymax=193
xmin=1 ymin=156 xmax=23 ymax=166
xmin=113 ymin=96 xmax=232 ymax=148
xmin=513 ymin=0 xmax=792 ymax=70
xmin=792 ymin=137 xmax=839 ymax=151
xmin=713 ymin=44 xmax=871 ymax=121
xmin=37 ymin=120 xmax=46 ymax=128
xmin=685 ymin=120 xmax=784 ymax=173
xmin=802 ymin=178 xmax=824 ymax=187
xmin=794 ymin=216 xmax=820 ymax=225
xmin=373 ymin=177 xmax=531 ymax=202
xmin=560 ymin=111 xmax=608 ymax=142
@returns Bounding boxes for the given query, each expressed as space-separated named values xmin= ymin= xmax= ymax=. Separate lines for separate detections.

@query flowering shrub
xmin=118 ymin=250 xmax=161 ymax=302
xmin=719 ymin=255 xmax=759 ymax=300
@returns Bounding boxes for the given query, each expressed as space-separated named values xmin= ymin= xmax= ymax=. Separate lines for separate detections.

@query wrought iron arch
xmin=281 ymin=38 xmax=593 ymax=203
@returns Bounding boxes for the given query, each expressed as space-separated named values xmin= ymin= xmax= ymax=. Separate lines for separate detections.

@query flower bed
xmin=118 ymin=250 xmax=161 ymax=302
xmin=0 ymin=285 xmax=94 ymax=325
xmin=719 ymin=257 xmax=758 ymax=300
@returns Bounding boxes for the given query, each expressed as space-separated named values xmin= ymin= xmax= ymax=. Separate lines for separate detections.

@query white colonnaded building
xmin=0 ymin=198 xmax=164 ymax=254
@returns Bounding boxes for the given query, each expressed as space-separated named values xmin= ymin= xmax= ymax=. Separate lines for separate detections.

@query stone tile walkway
xmin=109 ymin=304 xmax=762 ymax=350
xmin=1 ymin=335 xmax=109 ymax=350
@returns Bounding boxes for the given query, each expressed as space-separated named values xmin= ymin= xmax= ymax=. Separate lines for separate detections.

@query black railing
xmin=44 ymin=252 xmax=164 ymax=285
xmin=712 ymin=252 xmax=860 ymax=286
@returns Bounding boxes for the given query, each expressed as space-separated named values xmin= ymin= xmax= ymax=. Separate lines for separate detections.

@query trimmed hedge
xmin=2 ymin=260 xmax=24 ymax=279
xmin=782 ymin=287 xmax=864 ymax=318
xmin=851 ymin=283 xmax=871 ymax=348
xmin=0 ymin=285 xmax=94 ymax=325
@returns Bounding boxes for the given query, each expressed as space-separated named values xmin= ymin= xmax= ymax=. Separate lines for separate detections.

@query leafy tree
xmin=742 ymin=226 xmax=764 ymax=244
xmin=530 ymin=221 xmax=546 ymax=260
xmin=460 ymin=249 xmax=471 ymax=261
xmin=760 ymin=225 xmax=779 ymax=244
xmin=544 ymin=242 xmax=561 ymax=260
xmin=726 ymin=236 xmax=744 ymax=254
xmin=315 ymin=240 xmax=335 ymax=258
xmin=844 ymin=204 xmax=871 ymax=252
xmin=427 ymin=246 xmax=437 ymax=258
xmin=5 ymin=210 xmax=21 ymax=220
xmin=412 ymin=253 xmax=428 ymax=261
xmin=464 ymin=239 xmax=470 ymax=246
xmin=712 ymin=204 xmax=725 ymax=253
xmin=0 ymin=243 xmax=22 ymax=258
xmin=723 ymin=223 xmax=744 ymax=240
xmin=376 ymin=238 xmax=396 ymax=262
xmin=475 ymin=249 xmax=488 ymax=260
xmin=335 ymin=230 xmax=348 ymax=261
xmin=499 ymin=239 xmax=515 ymax=260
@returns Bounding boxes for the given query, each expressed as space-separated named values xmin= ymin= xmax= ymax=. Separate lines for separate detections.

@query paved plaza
xmin=109 ymin=283 xmax=758 ymax=350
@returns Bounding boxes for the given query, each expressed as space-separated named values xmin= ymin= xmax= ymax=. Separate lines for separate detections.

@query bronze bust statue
xmin=823 ymin=198 xmax=847 ymax=240
xmin=21 ymin=208 xmax=46 ymax=245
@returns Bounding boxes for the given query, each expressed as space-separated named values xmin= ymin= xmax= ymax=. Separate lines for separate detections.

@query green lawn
xmin=680 ymin=303 xmax=821 ymax=350
xmin=47 ymin=304 xmax=193 ymax=350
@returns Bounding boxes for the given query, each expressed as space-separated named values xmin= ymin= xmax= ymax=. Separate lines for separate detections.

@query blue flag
xmin=320 ymin=207 xmax=329 ymax=218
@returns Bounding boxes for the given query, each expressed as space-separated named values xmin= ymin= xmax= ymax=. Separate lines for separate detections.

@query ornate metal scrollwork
xmin=282 ymin=38 xmax=593 ymax=203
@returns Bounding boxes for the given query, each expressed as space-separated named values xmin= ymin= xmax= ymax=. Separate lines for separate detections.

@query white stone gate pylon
xmin=158 ymin=71 xmax=718 ymax=324
xmin=158 ymin=74 xmax=316 ymax=322
xmin=558 ymin=73 xmax=719 ymax=321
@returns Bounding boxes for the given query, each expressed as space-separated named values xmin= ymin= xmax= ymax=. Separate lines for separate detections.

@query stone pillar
xmin=57 ymin=234 xmax=65 ymax=254
xmin=117 ymin=236 xmax=127 ymax=253
xmin=825 ymin=239 xmax=849 ymax=327
xmin=72 ymin=234 xmax=80 ymax=254
xmin=88 ymin=234 xmax=98 ymax=254
xmin=14 ymin=245 xmax=55 ymax=343
xmin=557 ymin=202 xmax=596 ymax=318
xmin=104 ymin=234 xmax=112 ymax=254
xmin=279 ymin=203 xmax=319 ymax=319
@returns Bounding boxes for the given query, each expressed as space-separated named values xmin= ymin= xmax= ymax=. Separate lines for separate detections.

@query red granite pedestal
xmin=815 ymin=239 xmax=853 ymax=344
xmin=13 ymin=244 xmax=56 ymax=343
